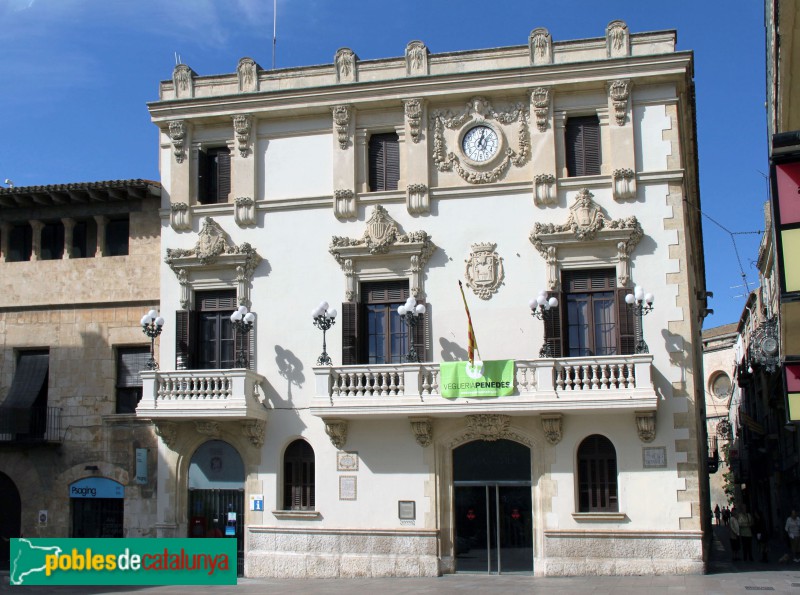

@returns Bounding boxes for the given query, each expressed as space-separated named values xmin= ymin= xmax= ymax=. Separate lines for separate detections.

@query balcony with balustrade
xmin=137 ymin=369 xmax=269 ymax=422
xmin=310 ymin=354 xmax=657 ymax=418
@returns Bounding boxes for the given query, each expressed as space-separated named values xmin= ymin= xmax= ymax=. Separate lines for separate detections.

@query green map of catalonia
xmin=10 ymin=539 xmax=62 ymax=585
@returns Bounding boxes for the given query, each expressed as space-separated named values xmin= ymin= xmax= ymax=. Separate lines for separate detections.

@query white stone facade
xmin=144 ymin=22 xmax=708 ymax=577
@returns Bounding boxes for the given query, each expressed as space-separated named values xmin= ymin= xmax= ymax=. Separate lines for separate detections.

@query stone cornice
xmin=148 ymin=53 xmax=693 ymax=123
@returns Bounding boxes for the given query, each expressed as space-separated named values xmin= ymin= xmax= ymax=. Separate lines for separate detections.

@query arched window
xmin=710 ymin=372 xmax=732 ymax=400
xmin=284 ymin=440 xmax=315 ymax=510
xmin=577 ymin=434 xmax=618 ymax=512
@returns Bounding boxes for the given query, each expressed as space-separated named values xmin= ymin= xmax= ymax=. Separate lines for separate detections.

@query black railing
xmin=0 ymin=406 xmax=62 ymax=443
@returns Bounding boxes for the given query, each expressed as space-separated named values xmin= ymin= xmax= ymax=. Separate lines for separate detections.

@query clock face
xmin=762 ymin=336 xmax=778 ymax=356
xmin=462 ymin=125 xmax=499 ymax=162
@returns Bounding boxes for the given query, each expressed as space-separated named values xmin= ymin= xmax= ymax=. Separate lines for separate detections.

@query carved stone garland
xmin=165 ymin=217 xmax=262 ymax=309
xmin=464 ymin=242 xmax=504 ymax=300
xmin=409 ymin=417 xmax=433 ymax=447
xmin=431 ymin=96 xmax=530 ymax=184
xmin=234 ymin=197 xmax=256 ymax=227
xmin=168 ymin=120 xmax=186 ymax=164
xmin=608 ymin=80 xmax=630 ymax=127
xmin=404 ymin=98 xmax=423 ymax=143
xmin=635 ymin=411 xmax=656 ymax=442
xmin=170 ymin=202 xmax=191 ymax=231
xmin=324 ymin=418 xmax=348 ymax=449
xmin=329 ymin=205 xmax=436 ymax=301
xmin=529 ymin=189 xmax=643 ymax=291
xmin=612 ymin=168 xmax=636 ymax=201
xmin=241 ymin=419 xmax=266 ymax=448
xmin=534 ymin=174 xmax=557 ymax=206
xmin=172 ymin=64 xmax=194 ymax=99
xmin=332 ymin=105 xmax=352 ymax=150
xmin=451 ymin=415 xmax=530 ymax=447
xmin=606 ymin=20 xmax=630 ymax=59
xmin=232 ymin=114 xmax=252 ymax=157
xmin=541 ymin=413 xmax=563 ymax=445
xmin=407 ymin=183 xmax=429 ymax=215
xmin=531 ymin=87 xmax=551 ymax=133
xmin=194 ymin=421 xmax=220 ymax=438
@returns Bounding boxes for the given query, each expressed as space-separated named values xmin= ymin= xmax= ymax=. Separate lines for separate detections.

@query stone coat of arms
xmin=465 ymin=242 xmax=504 ymax=300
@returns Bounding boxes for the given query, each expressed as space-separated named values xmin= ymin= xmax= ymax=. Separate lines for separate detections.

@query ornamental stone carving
xmin=194 ymin=421 xmax=220 ymax=438
xmin=531 ymin=87 xmax=551 ymax=132
xmin=541 ymin=413 xmax=563 ymax=445
xmin=635 ymin=411 xmax=656 ymax=442
xmin=530 ymin=189 xmax=643 ymax=291
xmin=333 ymin=189 xmax=356 ymax=220
xmin=329 ymin=205 xmax=436 ymax=300
xmin=529 ymin=28 xmax=553 ymax=65
xmin=168 ymin=120 xmax=187 ymax=164
xmin=405 ymin=41 xmax=429 ymax=76
xmin=335 ymin=48 xmax=357 ymax=83
xmin=324 ymin=418 xmax=348 ymax=449
xmin=154 ymin=421 xmax=178 ymax=449
xmin=170 ymin=202 xmax=191 ymax=231
xmin=409 ymin=417 xmax=433 ymax=447
xmin=407 ymin=183 xmax=429 ymax=215
xmin=606 ymin=20 xmax=630 ymax=58
xmin=534 ymin=174 xmax=557 ymax=206
xmin=234 ymin=197 xmax=256 ymax=227
xmin=332 ymin=105 xmax=352 ymax=150
xmin=237 ymin=57 xmax=258 ymax=93
xmin=241 ymin=419 xmax=266 ymax=448
xmin=612 ymin=168 xmax=636 ymax=200
xmin=608 ymin=80 xmax=630 ymax=126
xmin=232 ymin=114 xmax=252 ymax=157
xmin=173 ymin=64 xmax=195 ymax=99
xmin=431 ymin=97 xmax=530 ymax=184
xmin=464 ymin=415 xmax=510 ymax=442
xmin=404 ymin=98 xmax=424 ymax=143
xmin=465 ymin=242 xmax=504 ymax=300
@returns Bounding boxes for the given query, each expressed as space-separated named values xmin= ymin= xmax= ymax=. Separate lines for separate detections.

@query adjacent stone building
xmin=138 ymin=20 xmax=710 ymax=577
xmin=0 ymin=180 xmax=161 ymax=569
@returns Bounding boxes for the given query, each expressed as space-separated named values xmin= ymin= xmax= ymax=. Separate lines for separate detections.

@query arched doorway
xmin=188 ymin=440 xmax=245 ymax=575
xmin=0 ymin=472 xmax=21 ymax=570
xmin=453 ymin=439 xmax=532 ymax=573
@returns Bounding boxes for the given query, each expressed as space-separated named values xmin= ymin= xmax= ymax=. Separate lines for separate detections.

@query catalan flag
xmin=458 ymin=280 xmax=480 ymax=366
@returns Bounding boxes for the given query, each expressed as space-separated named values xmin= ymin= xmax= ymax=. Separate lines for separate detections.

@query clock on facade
xmin=461 ymin=125 xmax=499 ymax=162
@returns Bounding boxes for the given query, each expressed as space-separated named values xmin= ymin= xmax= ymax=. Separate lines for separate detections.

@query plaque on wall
xmin=642 ymin=446 xmax=667 ymax=468
xmin=337 ymin=451 xmax=359 ymax=472
xmin=339 ymin=476 xmax=357 ymax=500
xmin=398 ymin=500 xmax=416 ymax=520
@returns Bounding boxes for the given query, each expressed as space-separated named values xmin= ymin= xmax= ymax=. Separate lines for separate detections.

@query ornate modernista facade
xmin=139 ymin=22 xmax=708 ymax=576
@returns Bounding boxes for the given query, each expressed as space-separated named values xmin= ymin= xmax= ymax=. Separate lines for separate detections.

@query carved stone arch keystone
xmin=448 ymin=415 xmax=532 ymax=448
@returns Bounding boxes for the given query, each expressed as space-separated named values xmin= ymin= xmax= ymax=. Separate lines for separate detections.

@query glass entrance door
xmin=454 ymin=484 xmax=532 ymax=573
xmin=452 ymin=439 xmax=533 ymax=574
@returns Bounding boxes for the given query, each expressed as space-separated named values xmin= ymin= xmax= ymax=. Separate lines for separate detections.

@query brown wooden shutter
xmin=616 ymin=287 xmax=636 ymax=355
xmin=248 ymin=322 xmax=255 ymax=371
xmin=216 ymin=148 xmax=231 ymax=203
xmin=582 ymin=119 xmax=601 ymax=176
xmin=197 ymin=149 xmax=210 ymax=204
xmin=384 ymin=135 xmax=400 ymax=191
xmin=368 ymin=133 xmax=399 ymax=192
xmin=543 ymin=291 xmax=564 ymax=357
xmin=341 ymin=302 xmax=359 ymax=365
xmin=565 ymin=116 xmax=600 ymax=177
xmin=368 ymin=136 xmax=385 ymax=192
xmin=413 ymin=301 xmax=427 ymax=362
xmin=175 ymin=310 xmax=194 ymax=369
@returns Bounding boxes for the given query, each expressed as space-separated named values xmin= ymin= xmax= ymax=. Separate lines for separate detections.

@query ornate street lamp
xmin=140 ymin=309 xmax=165 ymax=370
xmin=230 ymin=305 xmax=256 ymax=368
xmin=529 ymin=291 xmax=558 ymax=357
xmin=397 ymin=297 xmax=425 ymax=363
xmin=625 ymin=285 xmax=655 ymax=354
xmin=312 ymin=301 xmax=337 ymax=366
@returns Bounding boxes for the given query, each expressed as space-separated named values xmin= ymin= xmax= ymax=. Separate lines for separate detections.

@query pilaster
xmin=30 ymin=220 xmax=43 ymax=261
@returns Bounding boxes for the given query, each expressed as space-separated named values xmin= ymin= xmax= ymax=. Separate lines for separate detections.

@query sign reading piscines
xmin=440 ymin=360 xmax=514 ymax=398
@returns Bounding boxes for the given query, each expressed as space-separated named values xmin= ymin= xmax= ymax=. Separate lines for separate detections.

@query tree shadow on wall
xmin=273 ymin=345 xmax=305 ymax=403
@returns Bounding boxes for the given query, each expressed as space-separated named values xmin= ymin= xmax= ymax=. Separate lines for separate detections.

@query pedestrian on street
xmin=714 ymin=504 xmax=721 ymax=526
xmin=738 ymin=505 xmax=754 ymax=562
xmin=729 ymin=513 xmax=741 ymax=561
xmin=786 ymin=510 xmax=800 ymax=562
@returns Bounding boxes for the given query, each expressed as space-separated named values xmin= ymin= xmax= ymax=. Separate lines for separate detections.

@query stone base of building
xmin=246 ymin=527 xmax=440 ymax=578
xmin=541 ymin=530 xmax=705 ymax=576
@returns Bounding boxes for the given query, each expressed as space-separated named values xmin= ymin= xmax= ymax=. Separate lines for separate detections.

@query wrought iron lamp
xmin=312 ymin=301 xmax=337 ymax=366
xmin=230 ymin=305 xmax=256 ymax=368
xmin=140 ymin=309 xmax=165 ymax=370
xmin=529 ymin=291 xmax=558 ymax=357
xmin=397 ymin=297 xmax=425 ymax=363
xmin=625 ymin=286 xmax=655 ymax=354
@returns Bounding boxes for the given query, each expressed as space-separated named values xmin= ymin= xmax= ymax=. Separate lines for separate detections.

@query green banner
xmin=440 ymin=360 xmax=514 ymax=398
xmin=10 ymin=538 xmax=237 ymax=586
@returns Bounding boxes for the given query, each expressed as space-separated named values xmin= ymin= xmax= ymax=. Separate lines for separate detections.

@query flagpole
xmin=458 ymin=280 xmax=481 ymax=365
xmin=272 ymin=0 xmax=277 ymax=70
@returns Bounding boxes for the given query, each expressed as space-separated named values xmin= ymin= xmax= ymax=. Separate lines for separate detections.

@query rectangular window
xmin=40 ymin=221 xmax=65 ymax=260
xmin=368 ymin=132 xmax=400 ymax=192
xmin=565 ymin=115 xmax=601 ymax=177
xmin=105 ymin=217 xmax=129 ymax=256
xmin=196 ymin=290 xmax=236 ymax=370
xmin=71 ymin=220 xmax=91 ymax=258
xmin=8 ymin=224 xmax=32 ymax=262
xmin=198 ymin=147 xmax=232 ymax=205
xmin=116 ymin=347 xmax=150 ymax=414
xmin=1 ymin=350 xmax=49 ymax=439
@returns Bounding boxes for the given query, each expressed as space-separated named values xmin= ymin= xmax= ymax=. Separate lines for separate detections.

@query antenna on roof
xmin=3 ymin=179 xmax=13 ymax=188
xmin=174 ymin=52 xmax=182 ymax=66
xmin=272 ymin=0 xmax=277 ymax=69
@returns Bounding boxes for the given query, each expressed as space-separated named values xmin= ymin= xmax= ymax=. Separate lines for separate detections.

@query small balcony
xmin=138 ymin=369 xmax=269 ymax=421
xmin=0 ymin=406 xmax=63 ymax=444
xmin=311 ymin=354 xmax=656 ymax=418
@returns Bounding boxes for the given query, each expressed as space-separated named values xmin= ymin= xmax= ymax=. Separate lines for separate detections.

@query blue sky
xmin=0 ymin=0 xmax=766 ymax=327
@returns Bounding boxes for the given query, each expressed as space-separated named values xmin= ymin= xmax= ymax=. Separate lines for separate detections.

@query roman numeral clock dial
xmin=462 ymin=125 xmax=499 ymax=162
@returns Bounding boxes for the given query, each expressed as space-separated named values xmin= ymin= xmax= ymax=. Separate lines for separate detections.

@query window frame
xmin=576 ymin=434 xmax=619 ymax=513
xmin=104 ymin=216 xmax=130 ymax=257
xmin=283 ymin=439 xmax=315 ymax=511
xmin=565 ymin=114 xmax=601 ymax=178
xmin=115 ymin=346 xmax=150 ymax=414
xmin=198 ymin=146 xmax=232 ymax=205
xmin=8 ymin=223 xmax=32 ymax=262
xmin=367 ymin=131 xmax=400 ymax=192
